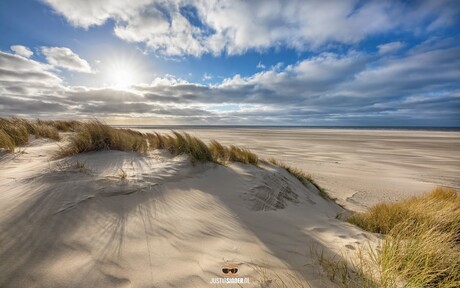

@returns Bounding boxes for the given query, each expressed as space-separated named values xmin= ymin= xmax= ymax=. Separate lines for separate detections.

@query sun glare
xmin=108 ymin=68 xmax=135 ymax=88
xmin=103 ymin=57 xmax=143 ymax=88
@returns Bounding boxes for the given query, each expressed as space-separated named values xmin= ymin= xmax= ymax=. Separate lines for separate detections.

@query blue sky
xmin=0 ymin=0 xmax=459 ymax=126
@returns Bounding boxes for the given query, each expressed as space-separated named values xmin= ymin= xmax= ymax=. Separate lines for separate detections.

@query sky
xmin=0 ymin=0 xmax=459 ymax=126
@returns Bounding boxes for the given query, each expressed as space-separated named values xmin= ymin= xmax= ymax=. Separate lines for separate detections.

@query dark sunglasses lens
xmin=222 ymin=268 xmax=229 ymax=273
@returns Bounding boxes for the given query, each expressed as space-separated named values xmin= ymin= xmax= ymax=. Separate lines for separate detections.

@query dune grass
xmin=37 ymin=119 xmax=80 ymax=132
xmin=267 ymin=158 xmax=329 ymax=199
xmin=348 ymin=187 xmax=460 ymax=235
xmin=1 ymin=117 xmax=258 ymax=165
xmin=58 ymin=120 xmax=148 ymax=157
xmin=145 ymin=131 xmax=259 ymax=165
xmin=32 ymin=123 xmax=60 ymax=140
xmin=208 ymin=140 xmax=259 ymax=165
xmin=348 ymin=187 xmax=460 ymax=287
xmin=226 ymin=145 xmax=259 ymax=165
xmin=0 ymin=117 xmax=61 ymax=152
xmin=0 ymin=129 xmax=16 ymax=152
xmin=55 ymin=120 xmax=259 ymax=165
xmin=146 ymin=131 xmax=213 ymax=163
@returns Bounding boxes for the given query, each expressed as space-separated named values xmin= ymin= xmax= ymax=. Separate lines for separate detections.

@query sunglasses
xmin=222 ymin=267 xmax=238 ymax=274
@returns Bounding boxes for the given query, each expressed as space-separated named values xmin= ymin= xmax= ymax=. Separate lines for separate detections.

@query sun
xmin=107 ymin=68 xmax=136 ymax=88
xmin=104 ymin=58 xmax=142 ymax=88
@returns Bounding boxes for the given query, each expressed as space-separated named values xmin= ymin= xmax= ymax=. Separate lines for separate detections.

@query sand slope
xmin=139 ymin=128 xmax=460 ymax=212
xmin=0 ymin=139 xmax=374 ymax=288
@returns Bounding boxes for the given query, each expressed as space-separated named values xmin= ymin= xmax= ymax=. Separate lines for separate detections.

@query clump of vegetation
xmin=71 ymin=161 xmax=90 ymax=173
xmin=226 ymin=145 xmax=259 ymax=165
xmin=314 ymin=248 xmax=352 ymax=286
xmin=208 ymin=140 xmax=259 ymax=165
xmin=58 ymin=120 xmax=148 ymax=157
xmin=267 ymin=158 xmax=328 ymax=198
xmin=310 ymin=243 xmax=379 ymax=288
xmin=148 ymin=131 xmax=214 ymax=163
xmin=348 ymin=187 xmax=460 ymax=287
xmin=32 ymin=123 xmax=60 ymax=140
xmin=3 ymin=117 xmax=259 ymax=166
xmin=208 ymin=140 xmax=228 ymax=161
xmin=348 ymin=187 xmax=460 ymax=235
xmin=253 ymin=264 xmax=312 ymax=288
xmin=146 ymin=131 xmax=212 ymax=163
xmin=0 ymin=129 xmax=16 ymax=152
xmin=118 ymin=168 xmax=128 ymax=180
xmin=0 ymin=117 xmax=61 ymax=152
xmin=146 ymin=131 xmax=259 ymax=165
xmin=267 ymin=158 xmax=313 ymax=182
xmin=37 ymin=119 xmax=80 ymax=132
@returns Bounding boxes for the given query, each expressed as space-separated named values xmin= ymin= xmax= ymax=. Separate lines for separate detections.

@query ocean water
xmin=114 ymin=125 xmax=460 ymax=132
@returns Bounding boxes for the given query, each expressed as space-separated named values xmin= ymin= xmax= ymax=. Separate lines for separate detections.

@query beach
xmin=0 ymin=122 xmax=458 ymax=287
xmin=3 ymin=0 xmax=460 ymax=285
xmin=135 ymin=128 xmax=460 ymax=211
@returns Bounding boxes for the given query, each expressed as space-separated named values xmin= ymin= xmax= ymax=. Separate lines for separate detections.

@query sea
xmin=114 ymin=125 xmax=460 ymax=132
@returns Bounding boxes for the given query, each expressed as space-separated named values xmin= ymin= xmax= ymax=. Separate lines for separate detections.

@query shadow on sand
xmin=0 ymin=152 xmax=376 ymax=287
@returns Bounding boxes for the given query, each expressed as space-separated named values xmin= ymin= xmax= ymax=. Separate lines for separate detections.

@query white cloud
xmin=0 ymin=51 xmax=62 ymax=97
xmin=43 ymin=0 xmax=151 ymax=29
xmin=256 ymin=62 xmax=265 ymax=69
xmin=10 ymin=45 xmax=34 ymax=58
xmin=202 ymin=73 xmax=212 ymax=81
xmin=378 ymin=41 xmax=405 ymax=54
xmin=41 ymin=47 xmax=93 ymax=73
xmin=150 ymin=74 xmax=189 ymax=86
xmin=42 ymin=0 xmax=460 ymax=57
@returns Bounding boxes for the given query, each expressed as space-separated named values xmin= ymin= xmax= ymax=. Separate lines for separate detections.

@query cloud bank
xmin=1 ymin=42 xmax=459 ymax=125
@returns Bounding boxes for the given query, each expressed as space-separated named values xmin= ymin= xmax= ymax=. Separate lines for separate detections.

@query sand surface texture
xmin=0 ymin=137 xmax=373 ymax=288
xmin=138 ymin=128 xmax=460 ymax=211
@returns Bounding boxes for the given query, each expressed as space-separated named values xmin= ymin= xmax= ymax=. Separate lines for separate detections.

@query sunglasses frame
xmin=222 ymin=265 xmax=239 ymax=276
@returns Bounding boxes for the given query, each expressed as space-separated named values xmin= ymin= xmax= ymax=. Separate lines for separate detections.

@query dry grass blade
xmin=118 ymin=168 xmax=128 ymax=180
xmin=209 ymin=140 xmax=230 ymax=163
xmin=0 ymin=117 xmax=61 ymax=152
xmin=146 ymin=131 xmax=258 ymax=165
xmin=0 ymin=129 xmax=15 ymax=152
xmin=57 ymin=120 xmax=148 ymax=157
xmin=227 ymin=145 xmax=259 ymax=165
xmin=348 ymin=187 xmax=460 ymax=287
xmin=267 ymin=158 xmax=328 ymax=199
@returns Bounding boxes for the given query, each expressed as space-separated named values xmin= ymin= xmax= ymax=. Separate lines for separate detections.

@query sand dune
xmin=137 ymin=128 xmax=460 ymax=211
xmin=0 ymin=137 xmax=375 ymax=287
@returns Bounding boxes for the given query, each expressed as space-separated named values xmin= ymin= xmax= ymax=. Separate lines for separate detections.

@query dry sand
xmin=136 ymin=128 xmax=460 ymax=211
xmin=0 ymin=137 xmax=373 ymax=288
xmin=1 ymin=128 xmax=458 ymax=287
